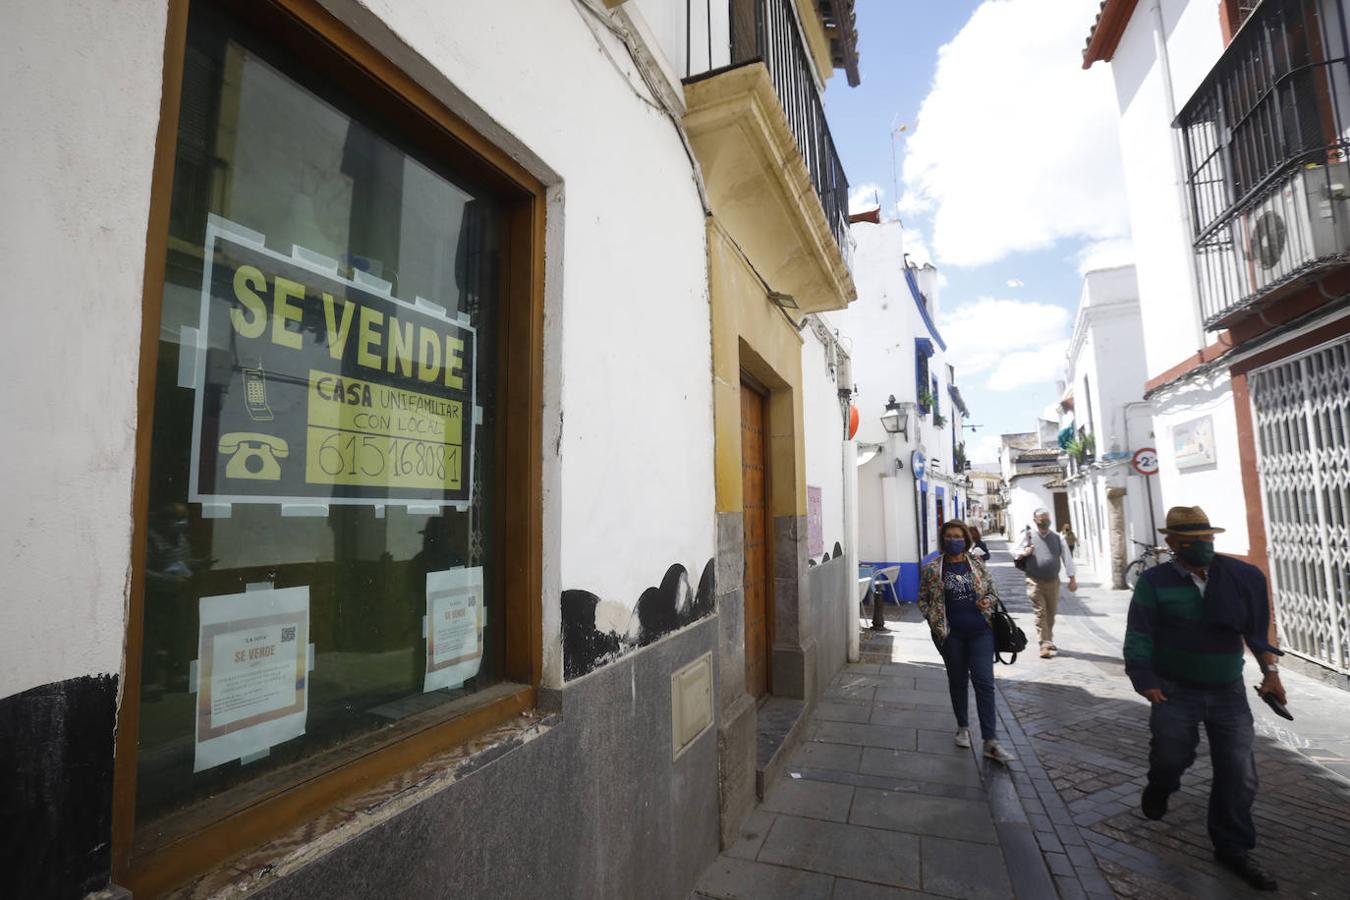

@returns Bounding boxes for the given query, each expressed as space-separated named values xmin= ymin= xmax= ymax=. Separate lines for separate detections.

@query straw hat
xmin=1158 ymin=506 xmax=1226 ymax=536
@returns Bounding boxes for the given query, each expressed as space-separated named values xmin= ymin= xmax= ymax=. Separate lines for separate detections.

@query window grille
xmin=1250 ymin=335 xmax=1350 ymax=674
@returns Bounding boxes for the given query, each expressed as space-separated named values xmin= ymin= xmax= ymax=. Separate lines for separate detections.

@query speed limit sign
xmin=1132 ymin=447 xmax=1159 ymax=476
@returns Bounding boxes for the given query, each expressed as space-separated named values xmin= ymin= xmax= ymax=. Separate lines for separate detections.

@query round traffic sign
xmin=1132 ymin=447 xmax=1159 ymax=476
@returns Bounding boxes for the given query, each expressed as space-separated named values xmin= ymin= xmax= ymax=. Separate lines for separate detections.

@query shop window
xmin=118 ymin=0 xmax=542 ymax=891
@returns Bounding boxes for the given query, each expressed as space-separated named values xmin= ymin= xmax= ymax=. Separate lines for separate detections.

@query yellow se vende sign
xmin=189 ymin=217 xmax=476 ymax=508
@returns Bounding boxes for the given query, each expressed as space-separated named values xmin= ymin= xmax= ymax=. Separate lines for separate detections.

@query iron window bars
xmin=728 ymin=0 xmax=852 ymax=264
xmin=1179 ymin=0 xmax=1350 ymax=326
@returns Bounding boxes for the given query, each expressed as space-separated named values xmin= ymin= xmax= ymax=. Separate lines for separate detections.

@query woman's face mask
xmin=1178 ymin=540 xmax=1216 ymax=566
xmin=943 ymin=538 xmax=967 ymax=556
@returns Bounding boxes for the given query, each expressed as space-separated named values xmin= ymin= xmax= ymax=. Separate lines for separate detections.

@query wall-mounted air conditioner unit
xmin=1241 ymin=162 xmax=1350 ymax=296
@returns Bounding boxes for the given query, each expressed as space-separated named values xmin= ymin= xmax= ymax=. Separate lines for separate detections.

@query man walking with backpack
xmin=1016 ymin=508 xmax=1077 ymax=658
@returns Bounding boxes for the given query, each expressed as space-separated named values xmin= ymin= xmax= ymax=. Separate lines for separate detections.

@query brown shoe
xmin=1039 ymin=645 xmax=1052 ymax=659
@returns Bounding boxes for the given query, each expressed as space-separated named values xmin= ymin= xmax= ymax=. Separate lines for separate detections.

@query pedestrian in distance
xmin=1015 ymin=509 xmax=1077 ymax=658
xmin=1123 ymin=506 xmax=1285 ymax=892
xmin=917 ymin=519 xmax=1015 ymax=764
xmin=1059 ymin=522 xmax=1077 ymax=557
xmin=969 ymin=525 xmax=991 ymax=560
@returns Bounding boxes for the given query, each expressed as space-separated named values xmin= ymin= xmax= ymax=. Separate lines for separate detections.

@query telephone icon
xmin=242 ymin=367 xmax=273 ymax=422
xmin=219 ymin=433 xmax=288 ymax=481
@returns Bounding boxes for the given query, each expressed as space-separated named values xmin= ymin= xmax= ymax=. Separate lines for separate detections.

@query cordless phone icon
xmin=242 ymin=366 xmax=273 ymax=422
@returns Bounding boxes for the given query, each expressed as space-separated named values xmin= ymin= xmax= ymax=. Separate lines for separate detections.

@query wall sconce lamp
xmin=880 ymin=395 xmax=908 ymax=440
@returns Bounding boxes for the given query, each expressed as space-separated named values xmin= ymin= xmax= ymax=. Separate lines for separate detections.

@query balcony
xmin=683 ymin=0 xmax=856 ymax=312
xmin=1179 ymin=0 xmax=1350 ymax=327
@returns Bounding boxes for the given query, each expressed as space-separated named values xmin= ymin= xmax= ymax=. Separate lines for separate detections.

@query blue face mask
xmin=943 ymin=538 xmax=966 ymax=556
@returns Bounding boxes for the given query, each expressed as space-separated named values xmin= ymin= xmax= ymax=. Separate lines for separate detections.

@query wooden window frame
xmin=112 ymin=0 xmax=545 ymax=894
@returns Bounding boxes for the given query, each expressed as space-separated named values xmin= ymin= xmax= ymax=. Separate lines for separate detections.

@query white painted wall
xmin=1104 ymin=1 xmax=1251 ymax=557
xmin=833 ymin=220 xmax=973 ymax=565
xmin=1063 ymin=266 xmax=1156 ymax=578
xmin=0 ymin=0 xmax=168 ymax=698
xmin=1 ymin=0 xmax=717 ymax=698
xmin=1151 ymin=373 xmax=1249 ymax=556
xmin=1008 ymin=477 xmax=1056 ymax=541
xmin=1108 ymin=0 xmax=1225 ymax=376
xmin=802 ymin=322 xmax=848 ymax=557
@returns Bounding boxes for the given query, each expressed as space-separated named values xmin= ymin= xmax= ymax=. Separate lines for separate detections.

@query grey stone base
xmin=717 ymin=691 xmax=757 ymax=849
xmin=771 ymin=636 xmax=816 ymax=702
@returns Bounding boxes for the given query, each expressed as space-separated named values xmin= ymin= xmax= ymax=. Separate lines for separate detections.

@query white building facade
xmin=1086 ymin=0 xmax=1350 ymax=684
xmin=835 ymin=218 xmax=971 ymax=601
xmin=1000 ymin=428 xmax=1069 ymax=541
xmin=1059 ymin=266 xmax=1165 ymax=586
xmin=0 ymin=1 xmax=867 ymax=896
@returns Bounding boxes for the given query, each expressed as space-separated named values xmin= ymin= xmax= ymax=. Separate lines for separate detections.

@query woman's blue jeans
xmin=1148 ymin=678 xmax=1258 ymax=853
xmin=939 ymin=628 xmax=997 ymax=741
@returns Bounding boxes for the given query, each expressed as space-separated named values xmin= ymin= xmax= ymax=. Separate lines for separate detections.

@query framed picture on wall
xmin=1173 ymin=415 xmax=1216 ymax=470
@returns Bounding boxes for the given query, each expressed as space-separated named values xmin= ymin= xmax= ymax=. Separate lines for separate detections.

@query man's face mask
xmin=1178 ymin=540 xmax=1216 ymax=566
xmin=1035 ymin=519 xmax=1051 ymax=531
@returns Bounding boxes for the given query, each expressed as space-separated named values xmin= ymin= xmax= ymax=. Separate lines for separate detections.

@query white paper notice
xmin=194 ymin=586 xmax=310 ymax=772
xmin=423 ymin=567 xmax=484 ymax=693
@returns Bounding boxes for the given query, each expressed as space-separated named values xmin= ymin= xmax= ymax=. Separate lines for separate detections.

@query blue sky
xmin=825 ymin=0 xmax=1132 ymax=463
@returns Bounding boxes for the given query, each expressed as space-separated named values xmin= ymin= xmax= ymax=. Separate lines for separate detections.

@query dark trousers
xmin=1148 ymin=678 xmax=1258 ymax=854
xmin=939 ymin=628 xmax=997 ymax=741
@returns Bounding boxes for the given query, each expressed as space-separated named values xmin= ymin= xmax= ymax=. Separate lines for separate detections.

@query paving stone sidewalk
xmin=692 ymin=601 xmax=1068 ymax=898
xmin=984 ymin=538 xmax=1350 ymax=900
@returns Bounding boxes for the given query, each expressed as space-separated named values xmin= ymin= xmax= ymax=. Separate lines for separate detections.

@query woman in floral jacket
xmin=918 ymin=519 xmax=1015 ymax=764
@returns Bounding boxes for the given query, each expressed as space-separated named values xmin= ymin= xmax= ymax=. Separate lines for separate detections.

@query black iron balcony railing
xmin=726 ymin=0 xmax=852 ymax=262
xmin=1179 ymin=0 xmax=1350 ymax=326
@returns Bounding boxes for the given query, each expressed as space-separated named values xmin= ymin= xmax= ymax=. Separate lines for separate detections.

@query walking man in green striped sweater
xmin=1123 ymin=506 xmax=1285 ymax=892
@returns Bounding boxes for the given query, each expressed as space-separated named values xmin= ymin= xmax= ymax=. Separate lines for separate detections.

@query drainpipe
xmin=843 ymin=441 xmax=861 ymax=659
xmin=1150 ymin=0 xmax=1208 ymax=350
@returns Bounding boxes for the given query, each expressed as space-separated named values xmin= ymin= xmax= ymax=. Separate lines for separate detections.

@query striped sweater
xmin=1123 ymin=556 xmax=1279 ymax=693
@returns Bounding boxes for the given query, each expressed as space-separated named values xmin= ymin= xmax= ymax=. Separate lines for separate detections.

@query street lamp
xmin=880 ymin=395 xmax=908 ymax=439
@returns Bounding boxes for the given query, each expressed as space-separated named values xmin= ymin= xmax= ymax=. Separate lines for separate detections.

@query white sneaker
xmin=955 ymin=727 xmax=971 ymax=748
xmin=984 ymin=739 xmax=1016 ymax=764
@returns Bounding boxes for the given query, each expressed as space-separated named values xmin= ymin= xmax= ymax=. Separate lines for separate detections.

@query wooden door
xmin=1053 ymin=491 xmax=1071 ymax=531
xmin=741 ymin=381 xmax=772 ymax=699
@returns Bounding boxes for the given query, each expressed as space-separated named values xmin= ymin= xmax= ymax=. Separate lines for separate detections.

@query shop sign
xmin=188 ymin=217 xmax=476 ymax=507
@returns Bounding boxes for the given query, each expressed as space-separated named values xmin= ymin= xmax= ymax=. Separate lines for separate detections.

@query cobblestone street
xmin=986 ymin=539 xmax=1350 ymax=899
xmin=695 ymin=541 xmax=1350 ymax=899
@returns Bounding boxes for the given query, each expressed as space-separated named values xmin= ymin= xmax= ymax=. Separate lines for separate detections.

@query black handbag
xmin=991 ymin=598 xmax=1028 ymax=664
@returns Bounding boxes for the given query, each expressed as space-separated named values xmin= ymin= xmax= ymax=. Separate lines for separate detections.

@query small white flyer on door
xmin=194 ymin=586 xmax=310 ymax=772
xmin=423 ymin=567 xmax=484 ymax=693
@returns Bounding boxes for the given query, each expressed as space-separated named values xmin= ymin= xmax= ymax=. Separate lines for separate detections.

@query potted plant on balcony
xmin=1065 ymin=433 xmax=1096 ymax=466
xmin=916 ymin=385 xmax=934 ymax=414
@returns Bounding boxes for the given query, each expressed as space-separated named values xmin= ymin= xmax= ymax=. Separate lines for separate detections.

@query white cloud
xmin=939 ymin=297 xmax=1070 ymax=390
xmin=849 ymin=182 xmax=885 ymax=214
xmin=896 ymin=189 xmax=931 ymax=217
xmin=986 ymin=343 xmax=1071 ymax=391
xmin=1075 ymin=237 xmax=1134 ymax=274
xmin=900 ymin=0 xmax=1130 ymax=267
xmin=902 ymin=225 xmax=935 ymax=267
xmin=1006 ymin=279 xmax=1024 ymax=288
xmin=966 ymin=432 xmax=1004 ymax=464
